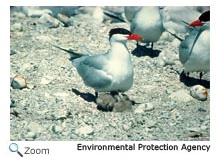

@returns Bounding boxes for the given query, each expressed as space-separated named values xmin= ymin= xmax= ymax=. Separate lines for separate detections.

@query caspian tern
xmin=129 ymin=6 xmax=164 ymax=52
xmin=54 ymin=28 xmax=142 ymax=96
xmin=179 ymin=11 xmax=210 ymax=79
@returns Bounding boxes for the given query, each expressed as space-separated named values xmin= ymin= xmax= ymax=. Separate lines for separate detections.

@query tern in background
xmin=179 ymin=11 xmax=210 ymax=79
xmin=127 ymin=6 xmax=164 ymax=53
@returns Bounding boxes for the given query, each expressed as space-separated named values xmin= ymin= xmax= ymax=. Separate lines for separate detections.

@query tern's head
xmin=109 ymin=28 xmax=142 ymax=42
xmin=190 ymin=10 xmax=210 ymax=27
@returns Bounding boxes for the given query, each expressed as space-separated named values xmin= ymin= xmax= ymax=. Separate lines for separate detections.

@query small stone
xmin=75 ymin=125 xmax=94 ymax=136
xmin=28 ymin=122 xmax=43 ymax=133
xmin=51 ymin=125 xmax=63 ymax=134
xmin=169 ymin=89 xmax=193 ymax=102
xmin=190 ymin=85 xmax=208 ymax=101
xmin=56 ymin=13 xmax=73 ymax=26
xmin=40 ymin=75 xmax=54 ymax=85
xmin=10 ymin=99 xmax=16 ymax=108
xmin=156 ymin=49 xmax=176 ymax=67
xmin=11 ymin=23 xmax=23 ymax=32
xmin=53 ymin=92 xmax=69 ymax=98
xmin=38 ymin=14 xmax=63 ymax=28
xmin=52 ymin=109 xmax=69 ymax=120
xmin=22 ymin=7 xmax=52 ymax=18
xmin=134 ymin=103 xmax=154 ymax=114
xmin=10 ymin=49 xmax=17 ymax=55
xmin=26 ymin=132 xmax=37 ymax=139
xmin=11 ymin=75 xmax=27 ymax=89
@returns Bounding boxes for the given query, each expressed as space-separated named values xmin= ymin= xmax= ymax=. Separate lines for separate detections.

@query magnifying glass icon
xmin=9 ymin=143 xmax=23 ymax=157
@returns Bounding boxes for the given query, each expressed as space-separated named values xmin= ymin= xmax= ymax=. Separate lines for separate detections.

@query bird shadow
xmin=179 ymin=71 xmax=210 ymax=89
xmin=131 ymin=45 xmax=161 ymax=58
xmin=71 ymin=88 xmax=96 ymax=103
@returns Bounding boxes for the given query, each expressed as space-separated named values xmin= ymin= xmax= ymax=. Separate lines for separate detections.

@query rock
xmin=56 ymin=13 xmax=73 ymax=26
xmin=11 ymin=12 xmax=26 ymax=18
xmin=53 ymin=92 xmax=69 ymax=98
xmin=190 ymin=85 xmax=208 ymax=101
xmin=10 ymin=49 xmax=17 ymax=55
xmin=10 ymin=98 xmax=16 ymax=108
xmin=169 ymin=89 xmax=193 ymax=102
xmin=26 ymin=132 xmax=37 ymax=139
xmin=11 ymin=75 xmax=27 ymax=89
xmin=11 ymin=23 xmax=23 ymax=32
xmin=28 ymin=122 xmax=43 ymax=133
xmin=22 ymin=7 xmax=52 ymax=18
xmin=156 ymin=49 xmax=177 ymax=67
xmin=134 ymin=103 xmax=154 ymax=114
xmin=75 ymin=125 xmax=94 ymax=136
xmin=38 ymin=14 xmax=63 ymax=28
xmin=40 ymin=75 xmax=54 ymax=85
xmin=51 ymin=125 xmax=63 ymax=134
xmin=52 ymin=108 xmax=69 ymax=120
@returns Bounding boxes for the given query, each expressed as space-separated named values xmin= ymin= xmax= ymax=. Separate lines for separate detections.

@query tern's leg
xmin=110 ymin=91 xmax=124 ymax=102
xmin=199 ymin=72 xmax=203 ymax=80
xmin=95 ymin=91 xmax=98 ymax=98
xmin=186 ymin=72 xmax=190 ymax=77
xmin=151 ymin=42 xmax=154 ymax=54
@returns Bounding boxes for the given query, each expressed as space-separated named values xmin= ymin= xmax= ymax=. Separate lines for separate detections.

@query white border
xmin=1 ymin=0 xmax=219 ymax=160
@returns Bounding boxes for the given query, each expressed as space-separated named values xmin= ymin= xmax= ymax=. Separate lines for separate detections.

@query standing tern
xmin=129 ymin=6 xmax=164 ymax=52
xmin=179 ymin=11 xmax=210 ymax=79
xmin=54 ymin=28 xmax=142 ymax=96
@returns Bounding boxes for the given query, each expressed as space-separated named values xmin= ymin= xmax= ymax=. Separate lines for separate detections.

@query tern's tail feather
xmin=53 ymin=45 xmax=85 ymax=58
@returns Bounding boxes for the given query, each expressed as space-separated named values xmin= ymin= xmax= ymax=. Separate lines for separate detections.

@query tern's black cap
xmin=199 ymin=11 xmax=210 ymax=22
xmin=109 ymin=28 xmax=131 ymax=40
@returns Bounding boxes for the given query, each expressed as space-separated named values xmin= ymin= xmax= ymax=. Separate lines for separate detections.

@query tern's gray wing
xmin=76 ymin=55 xmax=113 ymax=90
xmin=179 ymin=28 xmax=201 ymax=64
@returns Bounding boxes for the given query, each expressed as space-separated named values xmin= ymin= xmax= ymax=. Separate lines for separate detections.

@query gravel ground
xmin=10 ymin=7 xmax=210 ymax=141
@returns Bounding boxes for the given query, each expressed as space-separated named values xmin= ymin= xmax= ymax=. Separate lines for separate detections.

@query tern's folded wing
xmin=76 ymin=55 xmax=113 ymax=90
xmin=179 ymin=29 xmax=201 ymax=64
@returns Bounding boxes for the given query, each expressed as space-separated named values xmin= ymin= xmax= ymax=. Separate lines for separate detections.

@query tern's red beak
xmin=189 ymin=19 xmax=203 ymax=27
xmin=127 ymin=34 xmax=143 ymax=41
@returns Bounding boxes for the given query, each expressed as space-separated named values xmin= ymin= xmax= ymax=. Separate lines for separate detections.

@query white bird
xmin=161 ymin=6 xmax=201 ymax=34
xmin=179 ymin=11 xmax=210 ymax=79
xmin=54 ymin=28 xmax=142 ymax=96
xmin=129 ymin=6 xmax=164 ymax=51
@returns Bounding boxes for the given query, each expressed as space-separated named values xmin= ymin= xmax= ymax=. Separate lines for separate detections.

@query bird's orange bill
xmin=127 ymin=34 xmax=143 ymax=41
xmin=190 ymin=19 xmax=203 ymax=27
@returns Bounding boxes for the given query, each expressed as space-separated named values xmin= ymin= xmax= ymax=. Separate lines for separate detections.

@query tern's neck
xmin=109 ymin=41 xmax=130 ymax=59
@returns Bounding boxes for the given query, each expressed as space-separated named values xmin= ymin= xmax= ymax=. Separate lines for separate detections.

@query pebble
xmin=75 ymin=125 xmax=94 ymax=136
xmin=22 ymin=7 xmax=52 ymax=18
xmin=11 ymin=23 xmax=23 ymax=32
xmin=52 ymin=109 xmax=69 ymax=120
xmin=26 ymin=132 xmax=37 ymax=139
xmin=190 ymin=85 xmax=208 ymax=101
xmin=156 ymin=49 xmax=176 ymax=67
xmin=11 ymin=75 xmax=27 ymax=89
xmin=28 ymin=122 xmax=43 ymax=133
xmin=56 ymin=13 xmax=73 ymax=26
xmin=53 ymin=92 xmax=69 ymax=98
xmin=169 ymin=89 xmax=193 ymax=102
xmin=40 ymin=75 xmax=54 ymax=85
xmin=10 ymin=49 xmax=17 ymax=55
xmin=10 ymin=99 xmax=16 ymax=108
xmin=38 ymin=14 xmax=63 ymax=28
xmin=134 ymin=103 xmax=154 ymax=114
xmin=51 ymin=125 xmax=63 ymax=134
